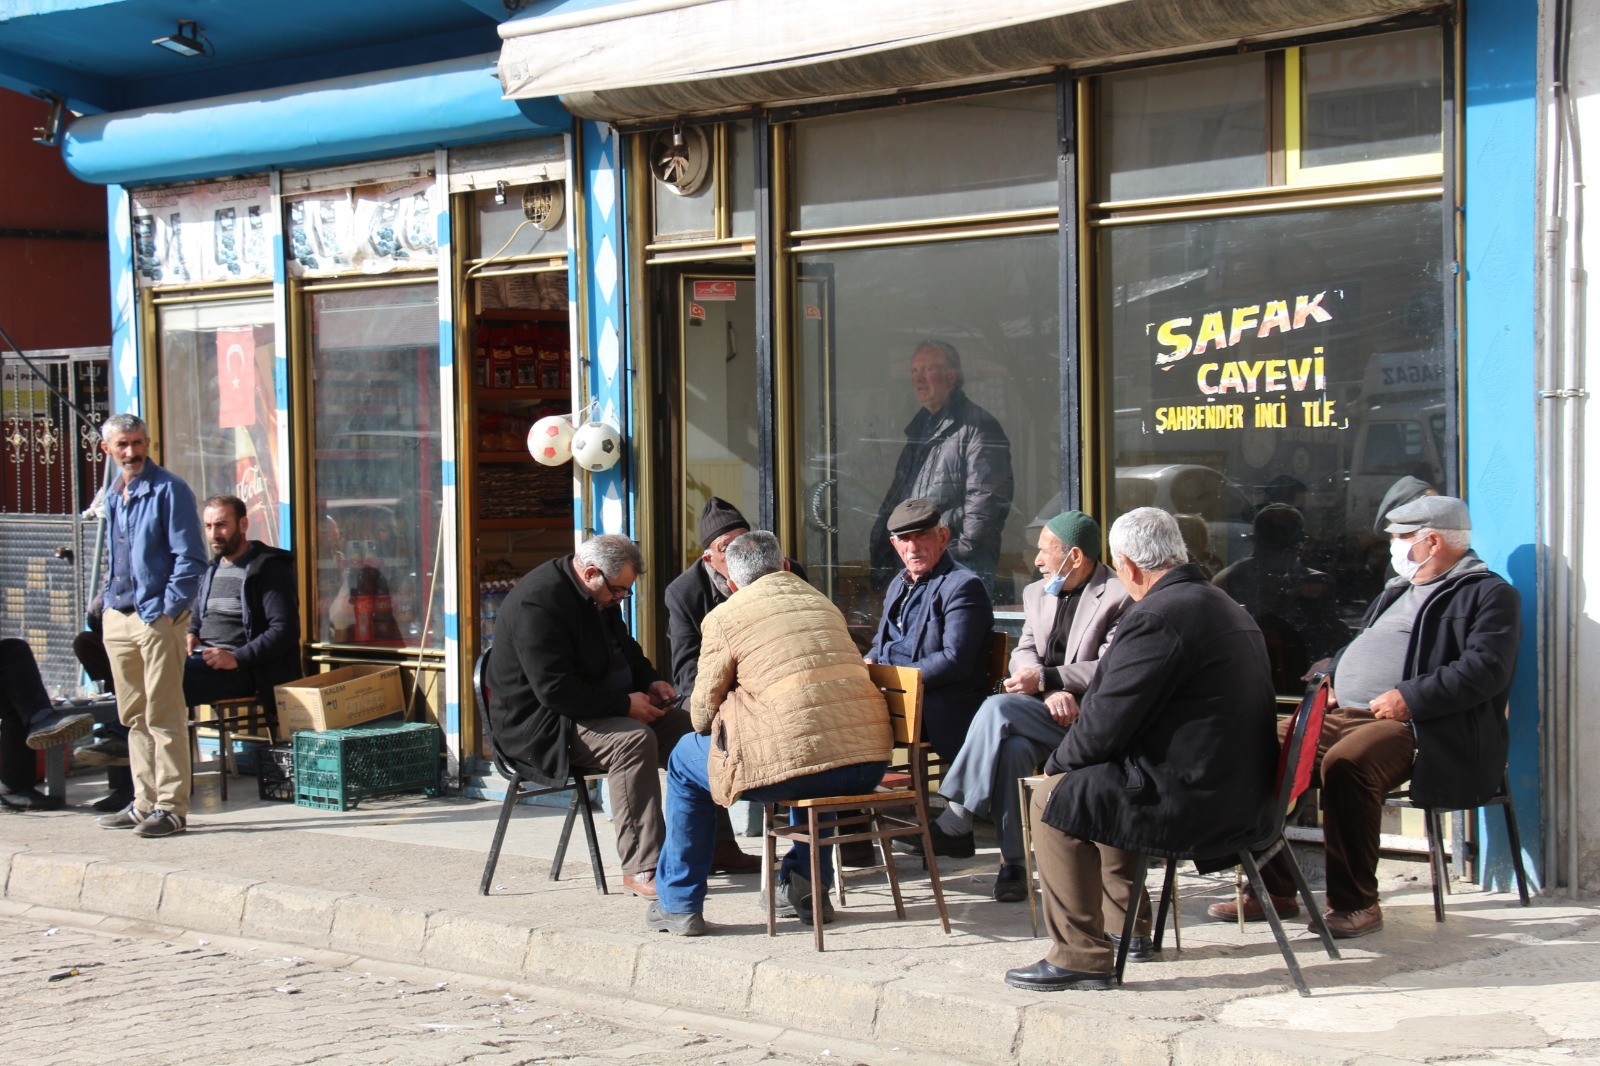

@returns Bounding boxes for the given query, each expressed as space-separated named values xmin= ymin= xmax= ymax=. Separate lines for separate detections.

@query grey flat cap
xmin=887 ymin=498 xmax=941 ymax=535
xmin=1385 ymin=494 xmax=1471 ymax=535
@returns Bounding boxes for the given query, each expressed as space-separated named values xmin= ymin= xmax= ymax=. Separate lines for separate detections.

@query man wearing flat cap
xmin=1213 ymin=495 xmax=1522 ymax=939
xmin=664 ymin=496 xmax=806 ymax=874
xmin=902 ymin=510 xmax=1130 ymax=903
xmin=866 ymin=498 xmax=995 ymax=762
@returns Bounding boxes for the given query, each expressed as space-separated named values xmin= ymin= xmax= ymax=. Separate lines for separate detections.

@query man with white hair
xmin=1006 ymin=507 xmax=1277 ymax=991
xmin=1217 ymin=495 xmax=1521 ymax=939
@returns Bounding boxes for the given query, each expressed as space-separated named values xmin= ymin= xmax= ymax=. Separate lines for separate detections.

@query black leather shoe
xmin=993 ymin=863 xmax=1029 ymax=903
xmin=893 ymin=822 xmax=975 ymax=859
xmin=1003 ymin=959 xmax=1114 ymax=992
xmin=1108 ymin=932 xmax=1161 ymax=962
xmin=0 ymin=787 xmax=64 ymax=812
xmin=91 ymin=789 xmax=135 ymax=814
xmin=645 ymin=901 xmax=707 ymax=937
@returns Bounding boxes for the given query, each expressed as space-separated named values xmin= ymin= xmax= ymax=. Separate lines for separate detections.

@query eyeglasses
xmin=606 ymin=582 xmax=633 ymax=599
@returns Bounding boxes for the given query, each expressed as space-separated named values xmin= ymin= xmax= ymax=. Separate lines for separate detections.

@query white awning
xmin=497 ymin=0 xmax=1435 ymax=122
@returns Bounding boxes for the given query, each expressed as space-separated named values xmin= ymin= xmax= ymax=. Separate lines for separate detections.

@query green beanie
xmin=1045 ymin=510 xmax=1102 ymax=560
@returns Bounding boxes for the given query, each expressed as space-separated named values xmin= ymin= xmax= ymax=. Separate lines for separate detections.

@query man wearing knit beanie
xmin=665 ymin=496 xmax=806 ymax=875
xmin=900 ymin=510 xmax=1131 ymax=905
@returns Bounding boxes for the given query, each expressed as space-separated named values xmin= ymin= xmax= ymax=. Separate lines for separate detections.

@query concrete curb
xmin=0 ymin=841 xmax=1573 ymax=1066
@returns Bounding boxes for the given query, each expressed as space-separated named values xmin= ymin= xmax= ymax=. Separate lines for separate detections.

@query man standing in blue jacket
xmin=93 ymin=414 xmax=207 ymax=839
xmin=867 ymin=497 xmax=995 ymax=762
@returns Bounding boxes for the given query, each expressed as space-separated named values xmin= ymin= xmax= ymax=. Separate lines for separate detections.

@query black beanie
xmin=699 ymin=496 xmax=749 ymax=549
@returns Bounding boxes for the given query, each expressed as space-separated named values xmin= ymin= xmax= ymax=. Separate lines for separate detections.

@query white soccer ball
xmin=570 ymin=421 xmax=623 ymax=472
xmin=526 ymin=415 xmax=574 ymax=466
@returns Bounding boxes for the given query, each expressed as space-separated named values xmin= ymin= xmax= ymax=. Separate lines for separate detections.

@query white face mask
xmin=1390 ymin=536 xmax=1425 ymax=580
xmin=1043 ymin=552 xmax=1074 ymax=596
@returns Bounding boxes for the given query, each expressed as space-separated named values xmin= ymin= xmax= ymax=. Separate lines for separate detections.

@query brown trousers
xmin=570 ymin=707 xmax=694 ymax=876
xmin=1029 ymin=775 xmax=1151 ymax=972
xmin=1262 ymin=706 xmax=1416 ymax=911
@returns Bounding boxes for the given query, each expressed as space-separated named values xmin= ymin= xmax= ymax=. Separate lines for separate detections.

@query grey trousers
xmin=570 ymin=707 xmax=694 ymax=877
xmin=937 ymin=693 xmax=1067 ymax=864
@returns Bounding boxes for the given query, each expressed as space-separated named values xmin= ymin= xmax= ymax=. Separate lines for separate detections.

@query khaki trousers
xmin=103 ymin=609 xmax=192 ymax=818
xmin=570 ymin=707 xmax=694 ymax=876
xmin=1030 ymin=774 xmax=1151 ymax=973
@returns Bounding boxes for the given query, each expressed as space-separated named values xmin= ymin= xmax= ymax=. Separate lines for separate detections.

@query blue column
xmin=1463 ymin=0 xmax=1541 ymax=888
xmin=576 ymin=121 xmax=632 ymax=540
xmin=106 ymin=184 xmax=138 ymax=414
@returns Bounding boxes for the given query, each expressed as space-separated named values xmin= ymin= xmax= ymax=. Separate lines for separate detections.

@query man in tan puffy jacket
xmin=647 ymin=531 xmax=893 ymax=937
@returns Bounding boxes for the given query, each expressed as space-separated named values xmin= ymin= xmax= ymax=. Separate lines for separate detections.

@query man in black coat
xmin=1006 ymin=507 xmax=1278 ymax=992
xmin=184 ymin=495 xmax=301 ymax=712
xmin=1220 ymin=495 xmax=1522 ymax=939
xmin=664 ymin=496 xmax=799 ymax=874
xmin=487 ymin=534 xmax=689 ymax=899
xmin=868 ymin=341 xmax=1013 ymax=593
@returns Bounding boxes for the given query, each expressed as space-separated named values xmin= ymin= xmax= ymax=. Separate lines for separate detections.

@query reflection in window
xmin=157 ymin=296 xmax=281 ymax=544
xmin=793 ymin=234 xmax=1059 ymax=639
xmin=793 ymin=88 xmax=1057 ymax=231
xmin=1100 ymin=200 xmax=1449 ymax=692
xmin=1300 ymin=28 xmax=1443 ymax=172
xmin=307 ymin=284 xmax=444 ymax=649
xmin=1097 ymin=54 xmax=1268 ymax=201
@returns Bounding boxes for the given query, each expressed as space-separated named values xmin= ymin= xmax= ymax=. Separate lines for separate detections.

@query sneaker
xmin=1323 ymin=903 xmax=1383 ymax=939
xmin=645 ymin=901 xmax=707 ymax=937
xmin=73 ymin=737 xmax=131 ymax=767
xmin=25 ymin=710 xmax=94 ymax=751
xmin=773 ymin=873 xmax=835 ymax=925
xmin=133 ymin=809 xmax=186 ymax=838
xmin=893 ymin=821 xmax=975 ymax=859
xmin=993 ymin=862 xmax=1029 ymax=903
xmin=1207 ymin=890 xmax=1301 ymax=922
xmin=0 ymin=787 xmax=64 ymax=812
xmin=91 ymin=789 xmax=136 ymax=814
xmin=97 ymin=803 xmax=147 ymax=830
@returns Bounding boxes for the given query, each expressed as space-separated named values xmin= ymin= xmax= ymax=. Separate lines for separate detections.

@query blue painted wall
xmin=1463 ymin=0 xmax=1540 ymax=887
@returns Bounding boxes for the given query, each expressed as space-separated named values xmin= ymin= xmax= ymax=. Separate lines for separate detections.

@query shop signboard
xmin=131 ymin=176 xmax=273 ymax=287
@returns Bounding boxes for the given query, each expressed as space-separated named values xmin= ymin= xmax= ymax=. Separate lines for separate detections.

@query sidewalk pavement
xmin=3 ymin=772 xmax=1596 ymax=1066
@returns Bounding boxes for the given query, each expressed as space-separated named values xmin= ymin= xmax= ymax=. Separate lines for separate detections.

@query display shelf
xmin=478 ymin=517 xmax=568 ymax=531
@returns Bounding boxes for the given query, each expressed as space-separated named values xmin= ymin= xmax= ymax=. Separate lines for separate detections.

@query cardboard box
xmin=275 ymin=664 xmax=405 ymax=734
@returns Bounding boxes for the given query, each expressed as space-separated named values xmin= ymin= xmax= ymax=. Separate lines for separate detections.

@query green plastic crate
xmin=292 ymin=722 xmax=442 ymax=811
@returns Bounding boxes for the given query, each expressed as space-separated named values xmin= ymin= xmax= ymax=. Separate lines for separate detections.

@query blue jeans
xmin=656 ymin=732 xmax=887 ymax=914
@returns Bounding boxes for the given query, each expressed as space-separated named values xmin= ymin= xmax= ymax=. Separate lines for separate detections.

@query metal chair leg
xmin=808 ymin=808 xmax=826 ymax=951
xmin=764 ymin=804 xmax=779 ymax=937
xmin=480 ymin=772 xmax=523 ymax=895
xmin=1114 ymin=854 xmax=1149 ymax=987
xmin=1279 ymin=840 xmax=1339 ymax=960
xmin=1502 ymin=791 xmax=1532 ymax=906
xmin=1152 ymin=858 xmax=1179 ymax=952
xmin=550 ymin=789 xmax=580 ymax=882
xmin=1240 ymin=849 xmax=1312 ymax=997
xmin=573 ymin=775 xmax=609 ymax=894
xmin=1020 ymin=777 xmax=1039 ymax=938
xmin=1423 ymin=807 xmax=1449 ymax=922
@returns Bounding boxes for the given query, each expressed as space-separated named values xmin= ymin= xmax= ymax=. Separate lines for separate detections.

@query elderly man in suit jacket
xmin=865 ymin=497 xmax=995 ymax=762
xmin=904 ymin=510 xmax=1130 ymax=903
xmin=1005 ymin=507 xmax=1277 ymax=991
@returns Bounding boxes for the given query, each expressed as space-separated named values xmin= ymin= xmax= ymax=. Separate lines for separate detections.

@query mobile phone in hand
xmin=661 ymin=692 xmax=688 ymax=711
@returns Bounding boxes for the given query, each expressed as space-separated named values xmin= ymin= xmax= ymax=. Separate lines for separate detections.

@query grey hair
xmin=575 ymin=534 xmax=644 ymax=580
xmin=1109 ymin=507 xmax=1189 ymax=571
xmin=1422 ymin=527 xmax=1473 ymax=551
xmin=726 ymin=530 xmax=782 ymax=588
xmin=913 ymin=340 xmax=964 ymax=389
xmin=100 ymin=413 xmax=148 ymax=441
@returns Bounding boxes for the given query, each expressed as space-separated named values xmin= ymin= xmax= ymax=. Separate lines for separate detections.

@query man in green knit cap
xmin=899 ymin=511 xmax=1131 ymax=903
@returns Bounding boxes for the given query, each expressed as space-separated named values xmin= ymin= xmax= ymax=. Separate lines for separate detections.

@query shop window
xmin=156 ymin=296 xmax=281 ymax=543
xmin=1097 ymin=54 xmax=1269 ymax=202
xmin=1098 ymin=199 xmax=1449 ymax=694
xmin=792 ymin=233 xmax=1060 ymax=638
xmin=472 ymin=184 xmax=567 ymax=260
xmin=728 ymin=120 xmax=757 ymax=239
xmin=1292 ymin=27 xmax=1443 ymax=181
xmin=792 ymin=87 xmax=1057 ymax=232
xmin=306 ymin=284 xmax=444 ymax=649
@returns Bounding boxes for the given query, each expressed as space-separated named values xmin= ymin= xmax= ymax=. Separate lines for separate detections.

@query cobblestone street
xmin=0 ymin=914 xmax=858 ymax=1065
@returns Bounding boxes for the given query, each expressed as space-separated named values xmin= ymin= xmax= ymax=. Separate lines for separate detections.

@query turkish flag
xmin=217 ymin=328 xmax=256 ymax=428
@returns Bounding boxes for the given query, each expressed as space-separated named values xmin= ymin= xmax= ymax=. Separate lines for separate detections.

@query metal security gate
xmin=0 ymin=348 xmax=110 ymax=693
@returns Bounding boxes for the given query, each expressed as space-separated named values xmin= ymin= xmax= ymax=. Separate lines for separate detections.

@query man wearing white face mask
xmin=1212 ymin=495 xmax=1522 ymax=939
xmin=899 ymin=511 xmax=1130 ymax=903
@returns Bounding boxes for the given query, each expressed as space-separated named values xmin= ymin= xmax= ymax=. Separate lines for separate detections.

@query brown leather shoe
xmin=710 ymin=841 xmax=760 ymax=875
xmin=1207 ymin=890 xmax=1301 ymax=922
xmin=622 ymin=872 xmax=658 ymax=899
xmin=1324 ymin=903 xmax=1383 ymax=939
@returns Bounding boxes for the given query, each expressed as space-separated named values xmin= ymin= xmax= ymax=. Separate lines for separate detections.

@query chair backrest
xmin=987 ymin=631 xmax=1009 ymax=691
xmin=1272 ymin=673 xmax=1330 ymax=826
xmin=473 ymin=645 xmax=493 ymax=724
xmin=868 ymin=663 xmax=923 ymax=748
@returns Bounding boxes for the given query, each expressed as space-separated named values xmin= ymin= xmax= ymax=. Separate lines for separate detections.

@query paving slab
xmin=0 ymin=773 xmax=1594 ymax=1064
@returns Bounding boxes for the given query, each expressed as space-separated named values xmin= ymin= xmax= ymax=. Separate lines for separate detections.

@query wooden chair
xmin=1384 ymin=769 xmax=1531 ymax=921
xmin=1131 ymin=675 xmax=1340 ymax=996
xmin=763 ymin=663 xmax=952 ymax=950
xmin=474 ymin=647 xmax=609 ymax=896
xmin=187 ymin=695 xmax=276 ymax=801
